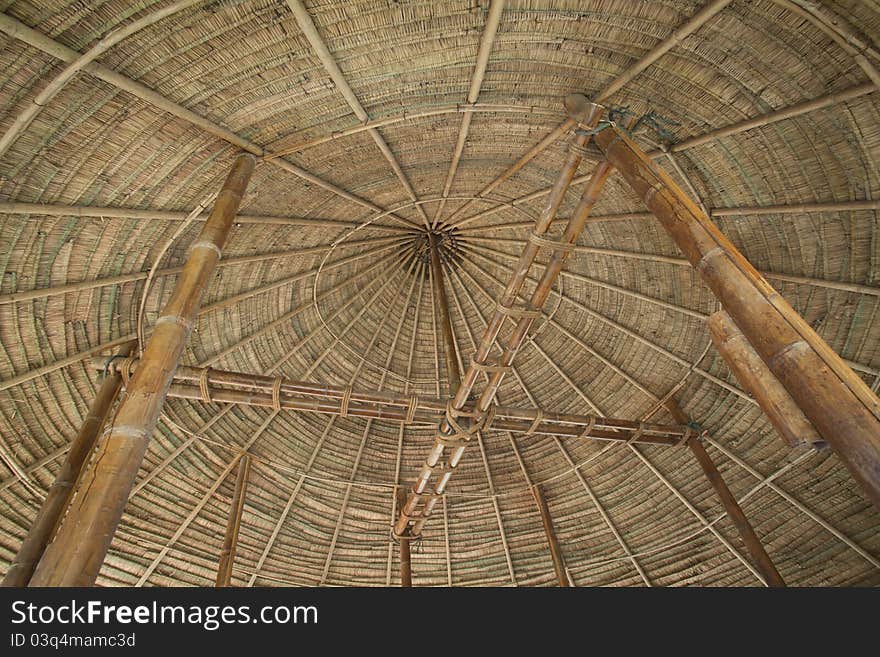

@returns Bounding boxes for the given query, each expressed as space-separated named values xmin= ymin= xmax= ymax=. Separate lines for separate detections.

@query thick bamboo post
xmin=2 ymin=343 xmax=135 ymax=587
xmin=30 ymin=153 xmax=256 ymax=586
xmin=396 ymin=489 xmax=412 ymax=587
xmin=216 ymin=454 xmax=250 ymax=587
xmin=594 ymin=125 xmax=880 ymax=510
xmin=708 ymin=310 xmax=825 ymax=449
xmin=532 ymin=485 xmax=569 ymax=587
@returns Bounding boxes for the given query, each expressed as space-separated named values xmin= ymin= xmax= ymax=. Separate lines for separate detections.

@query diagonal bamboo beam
xmin=0 ymin=13 xmax=419 ymax=229
xmin=29 ymin=153 xmax=256 ymax=586
xmin=594 ymin=124 xmax=880 ymax=510
xmin=431 ymin=0 xmax=506 ymax=226
xmin=284 ymin=0 xmax=429 ymax=227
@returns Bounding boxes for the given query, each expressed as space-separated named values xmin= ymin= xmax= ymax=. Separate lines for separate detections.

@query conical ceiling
xmin=0 ymin=0 xmax=879 ymax=586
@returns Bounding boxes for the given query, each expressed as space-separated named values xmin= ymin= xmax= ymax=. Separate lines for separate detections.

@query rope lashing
xmin=405 ymin=394 xmax=419 ymax=423
xmin=199 ymin=367 xmax=212 ymax=404
xmin=271 ymin=376 xmax=283 ymax=412
xmin=339 ymin=386 xmax=353 ymax=418
xmin=626 ymin=422 xmax=645 ymax=444
xmin=471 ymin=354 xmax=512 ymax=375
xmin=525 ymin=409 xmax=544 ymax=436
xmin=495 ymin=301 xmax=541 ymax=320
xmin=677 ymin=427 xmax=695 ymax=447
xmin=102 ymin=354 xmax=128 ymax=379
xmin=528 ymin=231 xmax=576 ymax=253
xmin=439 ymin=401 xmax=497 ymax=447
xmin=578 ymin=416 xmax=596 ymax=439
xmin=119 ymin=356 xmax=137 ymax=388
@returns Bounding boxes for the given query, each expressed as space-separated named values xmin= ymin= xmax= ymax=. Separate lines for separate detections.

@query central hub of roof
xmin=410 ymin=227 xmax=462 ymax=267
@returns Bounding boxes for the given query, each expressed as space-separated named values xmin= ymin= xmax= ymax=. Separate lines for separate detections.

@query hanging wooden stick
xmin=216 ymin=455 xmax=251 ymax=587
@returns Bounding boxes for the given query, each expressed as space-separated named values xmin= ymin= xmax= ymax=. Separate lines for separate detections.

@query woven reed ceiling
xmin=1 ymin=0 xmax=879 ymax=586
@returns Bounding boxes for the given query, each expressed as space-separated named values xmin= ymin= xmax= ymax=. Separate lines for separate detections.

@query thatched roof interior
xmin=0 ymin=0 xmax=878 ymax=586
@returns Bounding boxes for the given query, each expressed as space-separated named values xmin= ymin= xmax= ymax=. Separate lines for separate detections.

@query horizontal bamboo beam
xmin=91 ymin=358 xmax=694 ymax=446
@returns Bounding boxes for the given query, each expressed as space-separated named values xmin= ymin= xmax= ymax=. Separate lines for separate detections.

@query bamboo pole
xmin=594 ymin=125 xmax=880 ymax=511
xmin=663 ymin=401 xmax=785 ymax=587
xmin=216 ymin=455 xmax=250 ymax=587
xmin=397 ymin=488 xmax=412 ymax=587
xmin=429 ymin=233 xmax=462 ymax=392
xmin=532 ymin=485 xmax=569 ymax=587
xmin=687 ymin=435 xmax=787 ymax=587
xmin=29 ymin=153 xmax=256 ymax=586
xmin=2 ymin=343 xmax=134 ymax=587
xmin=708 ymin=310 xmax=826 ymax=449
xmin=91 ymin=358 xmax=693 ymax=445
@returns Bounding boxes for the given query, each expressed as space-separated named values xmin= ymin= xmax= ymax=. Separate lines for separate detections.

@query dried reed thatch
xmin=0 ymin=0 xmax=879 ymax=587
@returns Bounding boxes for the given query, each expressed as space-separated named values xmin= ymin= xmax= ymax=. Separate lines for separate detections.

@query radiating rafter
xmin=284 ymin=0 xmax=430 ymax=227
xmin=431 ymin=0 xmax=506 ymax=227
xmin=0 ymin=12 xmax=421 ymax=230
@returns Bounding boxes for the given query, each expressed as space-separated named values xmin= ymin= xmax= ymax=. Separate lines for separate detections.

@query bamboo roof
xmin=1 ymin=0 xmax=879 ymax=586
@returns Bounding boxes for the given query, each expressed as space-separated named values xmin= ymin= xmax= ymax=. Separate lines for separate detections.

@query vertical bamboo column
xmin=594 ymin=125 xmax=880 ymax=510
xmin=532 ymin=485 xmax=569 ymax=587
xmin=708 ymin=310 xmax=825 ymax=449
xmin=397 ymin=488 xmax=412 ymax=587
xmin=664 ymin=400 xmax=785 ymax=586
xmin=2 ymin=343 xmax=135 ymax=587
xmin=216 ymin=454 xmax=250 ymax=587
xmin=30 ymin=153 xmax=256 ymax=586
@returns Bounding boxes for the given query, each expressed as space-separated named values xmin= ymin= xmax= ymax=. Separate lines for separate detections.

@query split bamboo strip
xmin=29 ymin=153 xmax=255 ymax=586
